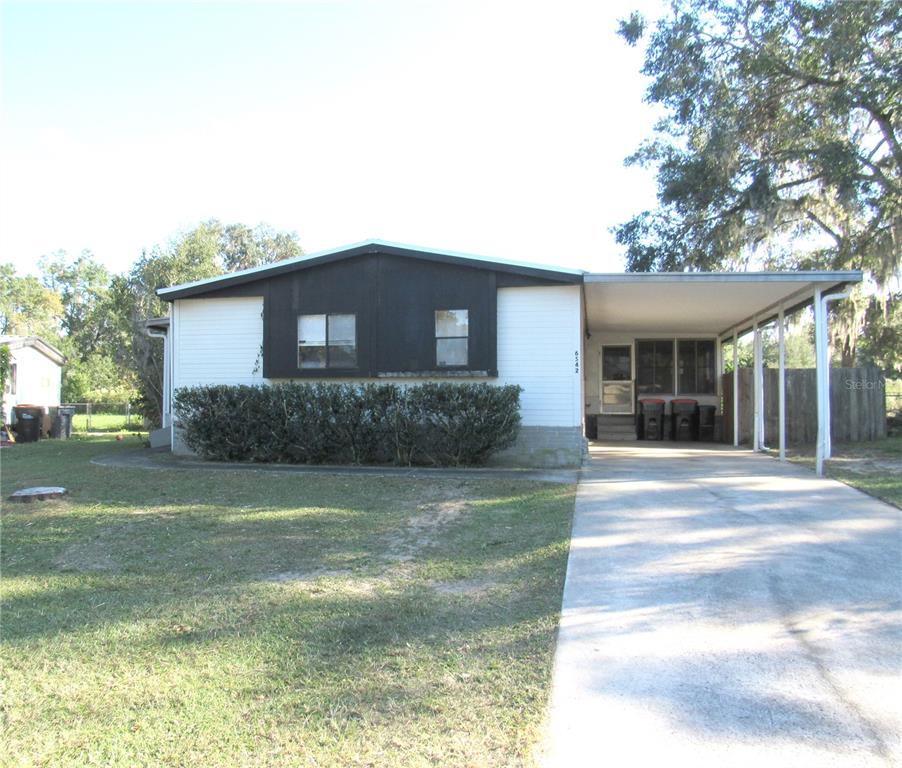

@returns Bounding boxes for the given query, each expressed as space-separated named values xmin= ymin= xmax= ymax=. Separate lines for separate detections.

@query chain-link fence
xmin=61 ymin=403 xmax=144 ymax=433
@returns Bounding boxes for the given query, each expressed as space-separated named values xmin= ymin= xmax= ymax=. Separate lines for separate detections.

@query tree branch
xmin=805 ymin=211 xmax=844 ymax=246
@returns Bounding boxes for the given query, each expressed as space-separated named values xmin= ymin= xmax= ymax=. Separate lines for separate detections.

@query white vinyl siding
xmin=496 ymin=285 xmax=582 ymax=427
xmin=173 ymin=297 xmax=264 ymax=389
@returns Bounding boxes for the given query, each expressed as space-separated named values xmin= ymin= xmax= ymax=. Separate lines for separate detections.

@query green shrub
xmin=173 ymin=382 xmax=522 ymax=466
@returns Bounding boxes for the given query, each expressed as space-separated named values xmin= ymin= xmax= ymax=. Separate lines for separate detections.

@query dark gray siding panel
xmin=210 ymin=250 xmax=564 ymax=378
xmin=375 ymin=255 xmax=495 ymax=375
xmin=264 ymin=253 xmax=496 ymax=378
xmin=263 ymin=256 xmax=377 ymax=379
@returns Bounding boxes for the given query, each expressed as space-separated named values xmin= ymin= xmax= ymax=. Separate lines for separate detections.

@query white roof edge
xmin=158 ymin=238 xmax=585 ymax=296
xmin=0 ymin=335 xmax=66 ymax=365
xmin=584 ymin=270 xmax=863 ymax=283
xmin=365 ymin=239 xmax=585 ymax=275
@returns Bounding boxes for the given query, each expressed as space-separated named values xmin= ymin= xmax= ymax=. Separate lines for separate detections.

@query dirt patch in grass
xmin=829 ymin=456 xmax=902 ymax=475
xmin=785 ymin=437 xmax=902 ymax=508
xmin=53 ymin=529 xmax=121 ymax=573
xmin=384 ymin=497 xmax=470 ymax=562
xmin=430 ymin=576 xmax=499 ymax=597
xmin=261 ymin=568 xmax=353 ymax=584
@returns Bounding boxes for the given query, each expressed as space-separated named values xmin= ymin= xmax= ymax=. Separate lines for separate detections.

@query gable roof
xmin=157 ymin=239 xmax=585 ymax=300
xmin=0 ymin=335 xmax=66 ymax=366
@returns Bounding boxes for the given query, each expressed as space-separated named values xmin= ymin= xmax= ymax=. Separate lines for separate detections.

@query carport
xmin=582 ymin=270 xmax=862 ymax=474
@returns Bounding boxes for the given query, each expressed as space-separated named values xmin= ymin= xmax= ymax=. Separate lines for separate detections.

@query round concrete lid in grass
xmin=8 ymin=487 xmax=68 ymax=503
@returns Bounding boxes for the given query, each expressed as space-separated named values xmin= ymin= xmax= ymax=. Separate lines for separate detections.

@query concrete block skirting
xmin=171 ymin=424 xmax=192 ymax=455
xmin=489 ymin=426 xmax=586 ymax=468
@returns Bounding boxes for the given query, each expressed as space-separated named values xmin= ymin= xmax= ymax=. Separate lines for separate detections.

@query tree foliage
xmin=40 ymin=250 xmax=116 ymax=355
xmin=0 ymin=264 xmax=64 ymax=339
xmin=1 ymin=219 xmax=301 ymax=416
xmin=113 ymin=220 xmax=302 ymax=423
xmin=615 ymin=0 xmax=901 ymax=288
xmin=0 ymin=345 xmax=10 ymax=423
xmin=857 ymin=292 xmax=902 ymax=376
xmin=36 ymin=250 xmax=136 ymax=402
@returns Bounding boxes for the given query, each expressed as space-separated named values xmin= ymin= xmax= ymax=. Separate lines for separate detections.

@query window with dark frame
xmin=435 ymin=309 xmax=468 ymax=367
xmin=677 ymin=339 xmax=716 ymax=394
xmin=636 ymin=340 xmax=674 ymax=394
xmin=636 ymin=339 xmax=716 ymax=395
xmin=298 ymin=313 xmax=357 ymax=369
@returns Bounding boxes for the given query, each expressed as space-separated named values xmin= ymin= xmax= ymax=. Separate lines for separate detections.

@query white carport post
xmin=814 ymin=287 xmax=827 ymax=475
xmin=732 ymin=329 xmax=739 ymax=447
xmin=752 ymin=318 xmax=764 ymax=452
xmin=777 ymin=307 xmax=786 ymax=461
xmin=815 ymin=289 xmax=852 ymax=475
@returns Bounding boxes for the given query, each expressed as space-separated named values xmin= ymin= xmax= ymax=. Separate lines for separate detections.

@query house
xmin=1 ymin=336 xmax=66 ymax=424
xmin=153 ymin=240 xmax=861 ymax=468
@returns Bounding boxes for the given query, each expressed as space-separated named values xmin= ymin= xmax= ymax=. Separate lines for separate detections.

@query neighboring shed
xmin=1 ymin=336 xmax=66 ymax=424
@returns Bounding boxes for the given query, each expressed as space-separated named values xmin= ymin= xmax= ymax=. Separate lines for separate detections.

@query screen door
xmin=601 ymin=345 xmax=634 ymax=414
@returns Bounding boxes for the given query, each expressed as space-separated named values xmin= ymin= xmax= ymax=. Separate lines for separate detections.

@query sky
xmin=0 ymin=0 xmax=666 ymax=277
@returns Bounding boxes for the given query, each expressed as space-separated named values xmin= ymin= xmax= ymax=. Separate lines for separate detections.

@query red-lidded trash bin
xmin=638 ymin=398 xmax=666 ymax=440
xmin=671 ymin=398 xmax=699 ymax=441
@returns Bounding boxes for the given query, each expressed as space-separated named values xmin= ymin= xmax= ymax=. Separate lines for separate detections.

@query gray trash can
xmin=638 ymin=399 xmax=666 ymax=440
xmin=698 ymin=405 xmax=716 ymax=442
xmin=51 ymin=407 xmax=75 ymax=439
xmin=671 ymin=399 xmax=699 ymax=441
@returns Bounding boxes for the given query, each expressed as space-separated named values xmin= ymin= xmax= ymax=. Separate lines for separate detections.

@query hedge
xmin=173 ymin=382 xmax=522 ymax=466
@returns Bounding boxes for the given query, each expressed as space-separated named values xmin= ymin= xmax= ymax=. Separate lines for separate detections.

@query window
xmin=636 ymin=339 xmax=716 ymax=395
xmin=602 ymin=346 xmax=631 ymax=381
xmin=636 ymin=340 xmax=674 ymax=394
xmin=7 ymin=363 xmax=15 ymax=395
xmin=435 ymin=309 xmax=468 ymax=367
xmin=678 ymin=340 xmax=716 ymax=394
xmin=298 ymin=313 xmax=357 ymax=369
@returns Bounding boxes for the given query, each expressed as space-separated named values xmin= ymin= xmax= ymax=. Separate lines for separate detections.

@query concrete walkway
xmin=543 ymin=443 xmax=901 ymax=767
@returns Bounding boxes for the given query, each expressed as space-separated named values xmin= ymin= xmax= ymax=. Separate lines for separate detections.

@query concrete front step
xmin=593 ymin=414 xmax=638 ymax=441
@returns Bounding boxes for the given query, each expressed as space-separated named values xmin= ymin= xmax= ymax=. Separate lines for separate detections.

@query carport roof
xmin=583 ymin=271 xmax=862 ymax=337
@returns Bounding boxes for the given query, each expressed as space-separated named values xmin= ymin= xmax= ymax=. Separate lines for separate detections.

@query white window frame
xmin=297 ymin=313 xmax=357 ymax=369
xmin=435 ymin=309 xmax=469 ymax=368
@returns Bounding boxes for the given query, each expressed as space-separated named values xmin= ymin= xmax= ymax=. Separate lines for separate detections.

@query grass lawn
xmin=70 ymin=413 xmax=142 ymax=433
xmin=1 ymin=437 xmax=575 ymax=767
xmin=786 ymin=436 xmax=902 ymax=508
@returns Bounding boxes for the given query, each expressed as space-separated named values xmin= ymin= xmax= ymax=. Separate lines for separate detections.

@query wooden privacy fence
xmin=722 ymin=366 xmax=886 ymax=446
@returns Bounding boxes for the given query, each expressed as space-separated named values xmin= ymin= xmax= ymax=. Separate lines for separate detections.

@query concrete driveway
xmin=543 ymin=443 xmax=901 ymax=767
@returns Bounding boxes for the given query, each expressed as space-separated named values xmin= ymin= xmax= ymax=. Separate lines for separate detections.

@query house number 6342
xmin=574 ymin=351 xmax=580 ymax=374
